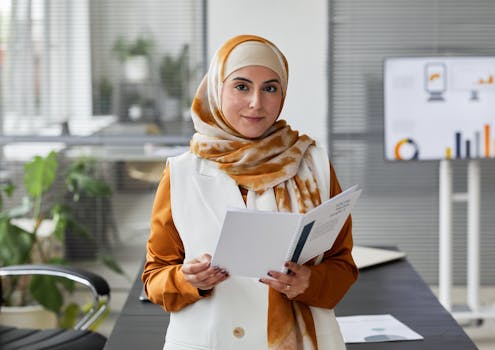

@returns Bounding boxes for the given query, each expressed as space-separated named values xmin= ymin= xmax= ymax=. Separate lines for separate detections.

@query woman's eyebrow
xmin=231 ymin=77 xmax=281 ymax=85
xmin=232 ymin=77 xmax=252 ymax=83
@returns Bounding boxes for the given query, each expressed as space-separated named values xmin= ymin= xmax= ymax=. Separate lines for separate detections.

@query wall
xmin=328 ymin=0 xmax=495 ymax=285
xmin=207 ymin=0 xmax=328 ymax=148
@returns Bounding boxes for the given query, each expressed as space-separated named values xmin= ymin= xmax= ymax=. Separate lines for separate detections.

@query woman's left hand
xmin=259 ymin=261 xmax=311 ymax=299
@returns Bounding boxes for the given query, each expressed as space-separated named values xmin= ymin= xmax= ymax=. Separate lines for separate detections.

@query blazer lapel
xmin=192 ymin=158 xmax=246 ymax=226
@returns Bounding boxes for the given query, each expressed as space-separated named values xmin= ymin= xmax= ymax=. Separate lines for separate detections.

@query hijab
xmin=190 ymin=34 xmax=324 ymax=349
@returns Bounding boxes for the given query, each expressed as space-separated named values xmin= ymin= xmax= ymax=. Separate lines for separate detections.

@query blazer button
xmin=233 ymin=326 xmax=245 ymax=338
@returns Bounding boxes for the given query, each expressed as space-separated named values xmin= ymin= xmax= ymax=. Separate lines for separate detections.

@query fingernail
xmin=267 ymin=272 xmax=273 ymax=277
xmin=213 ymin=266 xmax=220 ymax=271
xmin=259 ymin=278 xmax=266 ymax=284
xmin=284 ymin=262 xmax=290 ymax=267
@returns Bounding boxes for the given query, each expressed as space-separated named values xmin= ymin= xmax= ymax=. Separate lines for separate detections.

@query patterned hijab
xmin=190 ymin=34 xmax=324 ymax=349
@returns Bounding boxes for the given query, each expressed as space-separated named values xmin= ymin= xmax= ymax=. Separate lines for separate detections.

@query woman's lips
xmin=241 ymin=115 xmax=263 ymax=121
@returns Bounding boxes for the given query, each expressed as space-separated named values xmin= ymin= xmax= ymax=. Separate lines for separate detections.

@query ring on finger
xmin=285 ymin=284 xmax=291 ymax=291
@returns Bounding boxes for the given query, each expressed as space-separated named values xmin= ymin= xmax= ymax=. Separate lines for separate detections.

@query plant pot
xmin=124 ymin=55 xmax=149 ymax=83
xmin=160 ymin=97 xmax=181 ymax=122
xmin=0 ymin=304 xmax=57 ymax=329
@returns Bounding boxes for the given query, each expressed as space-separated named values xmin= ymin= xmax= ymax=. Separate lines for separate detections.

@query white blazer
xmin=164 ymin=150 xmax=345 ymax=350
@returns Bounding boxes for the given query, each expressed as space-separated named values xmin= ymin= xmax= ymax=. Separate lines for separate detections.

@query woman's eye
xmin=235 ymin=84 xmax=248 ymax=91
xmin=264 ymin=85 xmax=277 ymax=93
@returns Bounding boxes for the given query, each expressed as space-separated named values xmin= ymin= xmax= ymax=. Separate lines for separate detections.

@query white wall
xmin=208 ymin=0 xmax=328 ymax=148
xmin=68 ymin=0 xmax=92 ymax=121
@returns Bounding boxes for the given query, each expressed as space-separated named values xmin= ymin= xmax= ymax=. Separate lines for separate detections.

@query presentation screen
xmin=384 ymin=57 xmax=495 ymax=161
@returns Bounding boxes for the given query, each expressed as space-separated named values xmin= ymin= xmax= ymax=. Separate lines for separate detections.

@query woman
xmin=142 ymin=34 xmax=358 ymax=350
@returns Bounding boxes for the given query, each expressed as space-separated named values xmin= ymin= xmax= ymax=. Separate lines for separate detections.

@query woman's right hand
xmin=181 ymin=253 xmax=229 ymax=291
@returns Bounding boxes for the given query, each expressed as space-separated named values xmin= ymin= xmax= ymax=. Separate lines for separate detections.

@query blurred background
xmin=0 ymin=0 xmax=494 ymax=348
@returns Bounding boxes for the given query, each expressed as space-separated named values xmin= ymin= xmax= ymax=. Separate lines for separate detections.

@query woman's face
xmin=221 ymin=65 xmax=283 ymax=139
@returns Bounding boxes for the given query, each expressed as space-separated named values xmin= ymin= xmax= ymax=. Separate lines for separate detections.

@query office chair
xmin=0 ymin=264 xmax=110 ymax=350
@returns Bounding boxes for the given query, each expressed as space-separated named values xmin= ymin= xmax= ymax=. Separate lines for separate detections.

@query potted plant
xmin=93 ymin=76 xmax=113 ymax=115
xmin=112 ymin=34 xmax=154 ymax=83
xmin=0 ymin=151 xmax=122 ymax=328
xmin=159 ymin=44 xmax=192 ymax=121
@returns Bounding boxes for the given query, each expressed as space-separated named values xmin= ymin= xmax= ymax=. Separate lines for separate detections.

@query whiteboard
xmin=384 ymin=57 xmax=495 ymax=161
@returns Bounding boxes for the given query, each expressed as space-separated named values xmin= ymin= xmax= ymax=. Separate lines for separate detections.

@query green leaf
xmin=51 ymin=204 xmax=70 ymax=241
xmin=111 ymin=36 xmax=129 ymax=62
xmin=2 ymin=183 xmax=15 ymax=197
xmin=160 ymin=44 xmax=190 ymax=99
xmin=45 ymin=258 xmax=76 ymax=293
xmin=66 ymin=216 xmax=93 ymax=240
xmin=59 ymin=302 xmax=81 ymax=329
xmin=65 ymin=158 xmax=111 ymax=201
xmin=0 ymin=217 xmax=34 ymax=266
xmin=7 ymin=196 xmax=32 ymax=218
xmin=50 ymin=203 xmax=93 ymax=242
xmin=24 ymin=151 xmax=58 ymax=200
xmin=57 ymin=275 xmax=76 ymax=294
xmin=30 ymin=275 xmax=64 ymax=313
xmin=99 ymin=254 xmax=126 ymax=276
xmin=66 ymin=173 xmax=112 ymax=201
xmin=0 ymin=183 xmax=15 ymax=211
xmin=29 ymin=271 xmax=75 ymax=314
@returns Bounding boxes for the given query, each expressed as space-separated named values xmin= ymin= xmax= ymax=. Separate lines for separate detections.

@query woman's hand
xmin=259 ymin=261 xmax=311 ymax=299
xmin=181 ymin=253 xmax=229 ymax=291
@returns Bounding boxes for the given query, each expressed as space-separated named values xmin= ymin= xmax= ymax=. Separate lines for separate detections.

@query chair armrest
xmin=0 ymin=264 xmax=110 ymax=296
xmin=0 ymin=264 xmax=110 ymax=330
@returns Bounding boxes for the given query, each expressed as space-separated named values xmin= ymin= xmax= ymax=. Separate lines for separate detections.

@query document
xmin=336 ymin=314 xmax=424 ymax=343
xmin=211 ymin=185 xmax=362 ymax=278
xmin=352 ymin=246 xmax=406 ymax=269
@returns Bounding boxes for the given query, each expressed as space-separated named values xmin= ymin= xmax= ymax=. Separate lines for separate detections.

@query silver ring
xmin=285 ymin=284 xmax=291 ymax=291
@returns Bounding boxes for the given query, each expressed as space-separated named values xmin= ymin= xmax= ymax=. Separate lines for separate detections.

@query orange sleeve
xmin=292 ymin=163 xmax=358 ymax=308
xmin=141 ymin=164 xmax=208 ymax=312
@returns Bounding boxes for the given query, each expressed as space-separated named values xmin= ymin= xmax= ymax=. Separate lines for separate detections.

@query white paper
xmin=211 ymin=185 xmax=361 ymax=278
xmin=212 ymin=210 xmax=301 ymax=278
xmin=336 ymin=314 xmax=424 ymax=343
xmin=352 ymin=246 xmax=406 ymax=269
xmin=297 ymin=185 xmax=361 ymax=263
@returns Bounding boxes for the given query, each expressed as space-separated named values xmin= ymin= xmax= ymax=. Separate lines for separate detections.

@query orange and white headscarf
xmin=190 ymin=34 xmax=324 ymax=349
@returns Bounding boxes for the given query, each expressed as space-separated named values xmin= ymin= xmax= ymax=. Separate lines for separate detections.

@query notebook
xmin=352 ymin=246 xmax=406 ymax=269
xmin=212 ymin=185 xmax=362 ymax=278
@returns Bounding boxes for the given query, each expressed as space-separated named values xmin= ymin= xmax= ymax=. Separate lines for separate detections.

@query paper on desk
xmin=336 ymin=314 xmax=424 ymax=343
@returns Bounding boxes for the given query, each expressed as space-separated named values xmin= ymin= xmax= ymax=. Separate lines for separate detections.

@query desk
xmin=64 ymin=145 xmax=189 ymax=186
xmin=103 ymin=270 xmax=169 ymax=350
xmin=64 ymin=145 xmax=188 ymax=162
xmin=104 ymin=257 xmax=477 ymax=350
xmin=336 ymin=258 xmax=477 ymax=349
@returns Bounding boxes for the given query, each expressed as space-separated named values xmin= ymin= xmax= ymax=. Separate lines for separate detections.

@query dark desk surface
xmin=336 ymin=259 xmax=477 ymax=349
xmin=104 ymin=256 xmax=477 ymax=350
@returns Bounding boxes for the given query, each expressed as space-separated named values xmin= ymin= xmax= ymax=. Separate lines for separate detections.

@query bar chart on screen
xmin=384 ymin=57 xmax=495 ymax=162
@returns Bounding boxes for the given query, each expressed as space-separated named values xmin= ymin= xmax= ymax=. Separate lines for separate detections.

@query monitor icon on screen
xmin=425 ymin=62 xmax=446 ymax=102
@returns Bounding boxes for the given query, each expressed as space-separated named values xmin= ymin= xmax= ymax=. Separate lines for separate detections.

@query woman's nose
xmin=248 ymin=91 xmax=262 ymax=109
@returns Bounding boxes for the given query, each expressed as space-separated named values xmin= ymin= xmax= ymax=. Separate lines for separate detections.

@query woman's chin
xmin=238 ymin=128 xmax=267 ymax=139
xmin=235 ymin=122 xmax=272 ymax=139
